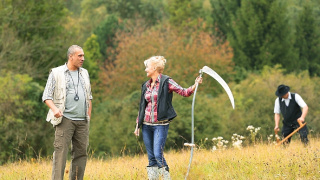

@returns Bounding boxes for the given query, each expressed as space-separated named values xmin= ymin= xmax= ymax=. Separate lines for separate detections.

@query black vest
xmin=279 ymin=93 xmax=302 ymax=126
xmin=137 ymin=75 xmax=177 ymax=127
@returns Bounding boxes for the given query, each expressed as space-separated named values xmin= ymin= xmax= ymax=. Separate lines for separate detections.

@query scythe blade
xmin=201 ymin=66 xmax=235 ymax=109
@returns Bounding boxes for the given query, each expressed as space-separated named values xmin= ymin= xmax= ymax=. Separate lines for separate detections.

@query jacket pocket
xmin=55 ymin=88 xmax=64 ymax=100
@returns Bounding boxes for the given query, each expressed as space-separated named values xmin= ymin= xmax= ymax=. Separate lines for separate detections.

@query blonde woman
xmin=134 ymin=56 xmax=202 ymax=179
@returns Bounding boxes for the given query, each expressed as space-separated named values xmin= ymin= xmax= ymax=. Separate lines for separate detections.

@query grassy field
xmin=0 ymin=139 xmax=319 ymax=180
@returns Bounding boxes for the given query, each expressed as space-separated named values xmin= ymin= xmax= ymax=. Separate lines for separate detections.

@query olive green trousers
xmin=52 ymin=117 xmax=89 ymax=180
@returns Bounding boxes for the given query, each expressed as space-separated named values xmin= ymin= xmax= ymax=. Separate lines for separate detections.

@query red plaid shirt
xmin=136 ymin=74 xmax=194 ymax=124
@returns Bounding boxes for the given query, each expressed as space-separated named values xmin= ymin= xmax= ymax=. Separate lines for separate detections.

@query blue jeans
xmin=142 ymin=124 xmax=169 ymax=167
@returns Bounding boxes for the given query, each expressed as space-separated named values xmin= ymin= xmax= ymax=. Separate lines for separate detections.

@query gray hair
xmin=67 ymin=45 xmax=83 ymax=59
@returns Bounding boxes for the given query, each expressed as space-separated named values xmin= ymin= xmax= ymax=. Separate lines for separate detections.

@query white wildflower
xmin=217 ymin=141 xmax=223 ymax=147
xmin=211 ymin=146 xmax=217 ymax=152
xmin=246 ymin=125 xmax=254 ymax=131
xmin=233 ymin=140 xmax=243 ymax=149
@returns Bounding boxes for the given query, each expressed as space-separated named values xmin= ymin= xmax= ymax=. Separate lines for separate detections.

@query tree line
xmin=0 ymin=0 xmax=319 ymax=164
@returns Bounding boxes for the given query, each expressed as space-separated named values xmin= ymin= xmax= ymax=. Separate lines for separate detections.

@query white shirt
xmin=274 ymin=92 xmax=307 ymax=114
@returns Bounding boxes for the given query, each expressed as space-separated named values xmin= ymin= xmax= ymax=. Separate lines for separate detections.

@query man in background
xmin=274 ymin=84 xmax=308 ymax=145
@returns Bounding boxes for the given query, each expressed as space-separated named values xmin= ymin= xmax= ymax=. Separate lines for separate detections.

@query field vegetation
xmin=1 ymin=138 xmax=319 ymax=179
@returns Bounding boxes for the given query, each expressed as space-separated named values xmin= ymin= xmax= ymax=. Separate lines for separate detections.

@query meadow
xmin=0 ymin=139 xmax=319 ymax=180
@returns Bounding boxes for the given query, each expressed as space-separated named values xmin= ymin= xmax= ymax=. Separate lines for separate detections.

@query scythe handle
xmin=277 ymin=119 xmax=306 ymax=146
xmin=185 ymin=69 xmax=203 ymax=180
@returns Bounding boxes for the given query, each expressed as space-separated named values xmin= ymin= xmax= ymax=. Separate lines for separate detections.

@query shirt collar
xmin=156 ymin=74 xmax=161 ymax=82
xmin=281 ymin=92 xmax=291 ymax=101
xmin=146 ymin=74 xmax=162 ymax=86
xmin=64 ymin=63 xmax=82 ymax=73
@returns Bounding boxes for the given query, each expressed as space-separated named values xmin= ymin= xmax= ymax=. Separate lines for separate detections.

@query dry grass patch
xmin=1 ymin=139 xmax=319 ymax=179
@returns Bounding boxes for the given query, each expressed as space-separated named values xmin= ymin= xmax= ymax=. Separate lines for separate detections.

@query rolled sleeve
xmin=42 ymin=72 xmax=55 ymax=102
xmin=168 ymin=78 xmax=194 ymax=97
xmin=88 ymin=85 xmax=93 ymax=100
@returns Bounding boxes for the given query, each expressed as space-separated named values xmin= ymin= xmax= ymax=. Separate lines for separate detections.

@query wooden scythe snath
xmin=276 ymin=119 xmax=306 ymax=146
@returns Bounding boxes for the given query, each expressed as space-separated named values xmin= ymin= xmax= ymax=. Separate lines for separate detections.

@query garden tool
xmin=276 ymin=119 xmax=306 ymax=146
xmin=184 ymin=66 xmax=235 ymax=179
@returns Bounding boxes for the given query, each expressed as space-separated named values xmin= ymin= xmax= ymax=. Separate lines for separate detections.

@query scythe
xmin=184 ymin=66 xmax=235 ymax=179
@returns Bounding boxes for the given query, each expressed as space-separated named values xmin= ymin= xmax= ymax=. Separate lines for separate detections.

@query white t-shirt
xmin=274 ymin=92 xmax=307 ymax=114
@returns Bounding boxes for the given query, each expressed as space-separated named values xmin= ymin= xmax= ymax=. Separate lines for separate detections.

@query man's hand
xmin=44 ymin=100 xmax=63 ymax=118
xmin=53 ymin=107 xmax=63 ymax=118
xmin=297 ymin=117 xmax=305 ymax=123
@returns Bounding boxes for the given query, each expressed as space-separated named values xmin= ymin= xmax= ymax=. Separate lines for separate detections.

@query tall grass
xmin=1 ymin=139 xmax=319 ymax=179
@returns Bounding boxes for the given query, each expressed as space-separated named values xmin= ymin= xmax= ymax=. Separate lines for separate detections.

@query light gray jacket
xmin=44 ymin=64 xmax=92 ymax=126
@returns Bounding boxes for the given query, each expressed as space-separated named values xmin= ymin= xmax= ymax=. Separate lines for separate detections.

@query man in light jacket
xmin=42 ymin=45 xmax=92 ymax=180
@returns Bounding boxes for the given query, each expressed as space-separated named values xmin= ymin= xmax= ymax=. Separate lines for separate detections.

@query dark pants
xmin=282 ymin=123 xmax=308 ymax=145
xmin=52 ymin=116 xmax=89 ymax=180
xmin=142 ymin=124 xmax=169 ymax=168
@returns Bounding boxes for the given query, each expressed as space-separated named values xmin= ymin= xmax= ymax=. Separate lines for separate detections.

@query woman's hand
xmin=134 ymin=124 xmax=140 ymax=137
xmin=195 ymin=76 xmax=203 ymax=84
xmin=192 ymin=76 xmax=203 ymax=91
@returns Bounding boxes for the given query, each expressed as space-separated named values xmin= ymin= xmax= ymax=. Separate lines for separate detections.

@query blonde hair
xmin=144 ymin=56 xmax=167 ymax=73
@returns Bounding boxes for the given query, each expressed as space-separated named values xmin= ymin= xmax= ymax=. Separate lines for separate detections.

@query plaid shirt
xmin=136 ymin=74 xmax=194 ymax=124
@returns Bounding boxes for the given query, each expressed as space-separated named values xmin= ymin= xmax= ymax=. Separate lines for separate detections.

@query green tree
xmin=0 ymin=0 xmax=69 ymax=83
xmin=83 ymin=34 xmax=102 ymax=80
xmin=294 ymin=2 xmax=320 ymax=76
xmin=83 ymin=34 xmax=104 ymax=102
xmin=89 ymin=91 xmax=142 ymax=156
xmin=229 ymin=0 xmax=295 ymax=71
xmin=138 ymin=0 xmax=167 ymax=25
xmin=167 ymin=0 xmax=203 ymax=31
xmin=106 ymin=0 xmax=141 ymax=19
xmin=0 ymin=71 xmax=51 ymax=164
xmin=65 ymin=0 xmax=82 ymax=17
xmin=79 ymin=0 xmax=166 ymax=44
xmin=210 ymin=0 xmax=241 ymax=41
xmin=93 ymin=14 xmax=121 ymax=61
